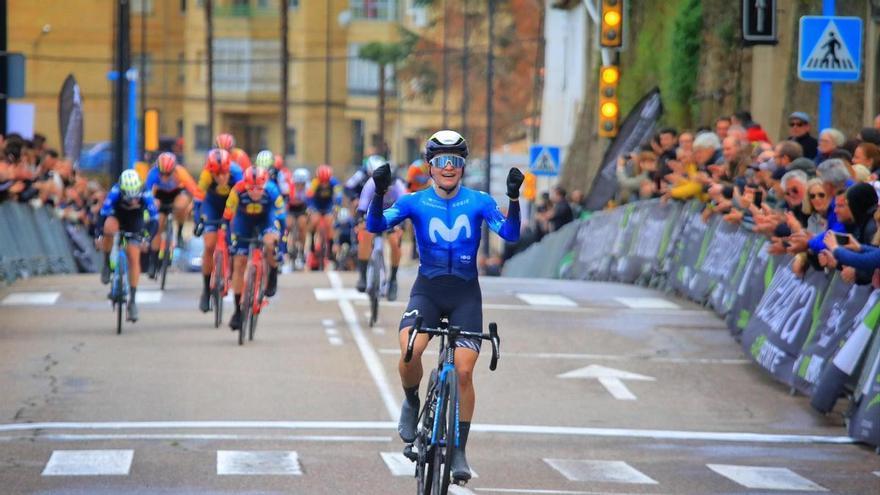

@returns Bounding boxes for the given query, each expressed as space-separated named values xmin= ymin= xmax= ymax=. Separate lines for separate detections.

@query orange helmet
xmin=274 ymin=154 xmax=285 ymax=170
xmin=230 ymin=148 xmax=251 ymax=170
xmin=156 ymin=152 xmax=177 ymax=174
xmin=215 ymin=133 xmax=235 ymax=151
xmin=206 ymin=149 xmax=231 ymax=175
xmin=316 ymin=164 xmax=333 ymax=184
xmin=243 ymin=166 xmax=269 ymax=190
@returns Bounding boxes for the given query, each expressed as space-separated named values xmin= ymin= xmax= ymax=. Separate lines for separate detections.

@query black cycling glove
xmin=506 ymin=168 xmax=525 ymax=199
xmin=373 ymin=164 xmax=392 ymax=197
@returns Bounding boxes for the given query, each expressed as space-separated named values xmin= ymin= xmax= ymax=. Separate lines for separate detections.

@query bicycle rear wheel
xmin=160 ymin=221 xmax=173 ymax=290
xmin=115 ymin=254 xmax=126 ymax=335
xmin=417 ymin=369 xmax=438 ymax=494
xmin=240 ymin=265 xmax=255 ymax=346
xmin=249 ymin=273 xmax=261 ymax=342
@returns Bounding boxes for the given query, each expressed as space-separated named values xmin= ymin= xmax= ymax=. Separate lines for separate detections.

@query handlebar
xmin=404 ymin=316 xmax=501 ymax=371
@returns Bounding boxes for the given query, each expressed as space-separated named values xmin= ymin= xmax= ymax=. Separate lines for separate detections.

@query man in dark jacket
xmin=787 ymin=111 xmax=818 ymax=160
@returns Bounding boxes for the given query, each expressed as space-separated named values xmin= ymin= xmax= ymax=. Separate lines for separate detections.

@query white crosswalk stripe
xmin=613 ymin=296 xmax=679 ymax=309
xmin=42 ymin=449 xmax=133 ymax=476
xmin=516 ymin=293 xmax=577 ymax=307
xmin=707 ymin=464 xmax=828 ymax=491
xmin=543 ymin=459 xmax=658 ymax=484
xmin=216 ymin=450 xmax=302 ymax=476
xmin=380 ymin=452 xmax=478 ymax=478
xmin=2 ymin=292 xmax=60 ymax=306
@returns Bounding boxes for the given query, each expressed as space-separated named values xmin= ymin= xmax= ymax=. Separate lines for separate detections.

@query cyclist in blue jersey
xmin=366 ymin=130 xmax=523 ymax=482
xmin=97 ymin=169 xmax=160 ymax=322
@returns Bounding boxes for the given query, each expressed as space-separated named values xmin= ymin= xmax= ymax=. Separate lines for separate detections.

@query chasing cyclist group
xmin=95 ymin=129 xmax=524 ymax=482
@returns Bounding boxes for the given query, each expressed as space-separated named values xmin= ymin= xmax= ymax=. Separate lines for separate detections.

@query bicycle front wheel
xmin=160 ymin=222 xmax=173 ymax=290
xmin=115 ymin=258 xmax=126 ymax=335
xmin=240 ymin=265 xmax=255 ymax=346
xmin=441 ymin=372 xmax=459 ymax=494
xmin=212 ymin=251 xmax=224 ymax=329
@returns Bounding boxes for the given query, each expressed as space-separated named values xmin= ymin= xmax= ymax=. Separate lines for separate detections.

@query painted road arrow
xmin=558 ymin=365 xmax=656 ymax=400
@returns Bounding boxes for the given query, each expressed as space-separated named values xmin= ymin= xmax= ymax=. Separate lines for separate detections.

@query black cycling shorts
xmin=111 ymin=208 xmax=145 ymax=244
xmin=399 ymin=274 xmax=483 ymax=352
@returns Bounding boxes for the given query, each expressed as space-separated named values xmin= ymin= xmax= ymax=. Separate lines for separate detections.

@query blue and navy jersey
xmin=100 ymin=184 xmax=159 ymax=222
xmin=367 ymin=186 xmax=520 ymax=280
xmin=307 ymin=177 xmax=342 ymax=211
xmin=223 ymin=180 xmax=286 ymax=230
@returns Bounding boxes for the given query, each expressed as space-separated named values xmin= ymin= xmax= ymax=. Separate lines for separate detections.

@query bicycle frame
xmin=211 ymin=226 xmax=231 ymax=296
xmin=430 ymin=341 xmax=458 ymax=449
xmin=249 ymin=242 xmax=266 ymax=315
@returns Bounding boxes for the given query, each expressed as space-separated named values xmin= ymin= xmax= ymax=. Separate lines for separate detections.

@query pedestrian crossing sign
xmin=529 ymin=144 xmax=561 ymax=177
xmin=798 ymin=16 xmax=862 ymax=82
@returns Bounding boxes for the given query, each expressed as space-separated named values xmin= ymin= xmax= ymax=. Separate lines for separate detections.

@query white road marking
xmin=614 ymin=297 xmax=680 ymax=309
xmin=217 ymin=450 xmax=302 ymax=476
xmin=372 ymin=326 xmax=386 ymax=335
xmin=381 ymin=452 xmax=415 ymax=476
xmin=322 ymin=319 xmax=335 ymax=326
xmin=516 ymin=293 xmax=578 ymax=307
xmin=325 ymin=328 xmax=339 ymax=336
xmin=544 ymin=459 xmax=658 ymax=484
xmin=476 ymin=490 xmax=655 ymax=495
xmin=558 ymin=365 xmax=655 ymax=400
xmin=134 ymin=290 xmax=163 ymax=304
xmin=2 ymin=292 xmax=60 ymax=306
xmin=707 ymin=464 xmax=828 ymax=491
xmin=378 ymin=349 xmax=748 ymax=365
xmin=449 ymin=486 xmax=478 ymax=495
xmin=328 ymin=336 xmax=344 ymax=346
xmin=313 ymin=287 xmax=367 ymax=301
xmin=0 ymin=420 xmax=855 ymax=445
xmin=42 ymin=449 xmax=133 ymax=476
xmin=4 ymin=434 xmax=390 ymax=443
xmin=371 ymin=299 xmax=705 ymax=316
xmin=874 ymin=470 xmax=880 ymax=477
xmin=327 ymin=271 xmax=399 ymax=420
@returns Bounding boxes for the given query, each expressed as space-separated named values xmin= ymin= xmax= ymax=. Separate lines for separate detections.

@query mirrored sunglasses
xmin=429 ymin=155 xmax=466 ymax=169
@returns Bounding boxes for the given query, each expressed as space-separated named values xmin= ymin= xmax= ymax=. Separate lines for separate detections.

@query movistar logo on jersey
xmin=429 ymin=214 xmax=471 ymax=243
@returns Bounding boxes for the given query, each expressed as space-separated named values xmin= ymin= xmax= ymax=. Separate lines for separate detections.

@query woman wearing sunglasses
xmin=802 ymin=178 xmax=832 ymax=235
xmin=366 ymin=130 xmax=523 ymax=483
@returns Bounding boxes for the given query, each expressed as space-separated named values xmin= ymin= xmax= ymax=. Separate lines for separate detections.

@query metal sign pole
xmin=819 ymin=0 xmax=836 ymax=130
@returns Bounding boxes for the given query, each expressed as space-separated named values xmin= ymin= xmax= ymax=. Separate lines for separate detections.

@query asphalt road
xmin=1 ymin=267 xmax=879 ymax=494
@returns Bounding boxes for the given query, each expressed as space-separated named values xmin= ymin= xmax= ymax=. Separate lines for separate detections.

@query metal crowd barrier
xmin=502 ymin=199 xmax=880 ymax=451
xmin=0 ymin=202 xmax=79 ymax=283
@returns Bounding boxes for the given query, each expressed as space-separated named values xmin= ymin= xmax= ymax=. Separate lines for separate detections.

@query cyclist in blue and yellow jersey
xmin=306 ymin=164 xmax=342 ymax=269
xmin=97 ymin=169 xmax=160 ymax=322
xmin=367 ymin=130 xmax=523 ymax=483
xmin=223 ymin=166 xmax=285 ymax=330
xmin=144 ymin=152 xmax=204 ymax=278
xmin=193 ymin=148 xmax=244 ymax=313
xmin=255 ymin=150 xmax=291 ymax=264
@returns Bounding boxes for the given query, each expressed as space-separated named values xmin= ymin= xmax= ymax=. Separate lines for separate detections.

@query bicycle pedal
xmin=402 ymin=444 xmax=417 ymax=462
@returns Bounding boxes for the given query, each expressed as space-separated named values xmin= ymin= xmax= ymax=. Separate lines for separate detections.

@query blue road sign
xmin=798 ymin=16 xmax=862 ymax=82
xmin=529 ymin=144 xmax=561 ymax=177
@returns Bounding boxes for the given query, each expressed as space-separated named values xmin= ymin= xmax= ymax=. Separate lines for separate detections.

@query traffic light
xmin=598 ymin=65 xmax=619 ymax=138
xmin=599 ymin=0 xmax=623 ymax=48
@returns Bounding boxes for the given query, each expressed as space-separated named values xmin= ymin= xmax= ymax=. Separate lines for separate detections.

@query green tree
xmin=358 ymin=42 xmax=408 ymax=156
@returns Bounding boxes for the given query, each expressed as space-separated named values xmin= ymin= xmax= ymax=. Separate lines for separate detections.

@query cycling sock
xmin=391 ymin=266 xmax=398 ymax=281
xmin=358 ymin=259 xmax=367 ymax=278
xmin=203 ymin=274 xmax=211 ymax=292
xmin=457 ymin=421 xmax=470 ymax=449
xmin=103 ymin=252 xmax=111 ymax=267
xmin=234 ymin=293 xmax=242 ymax=314
xmin=176 ymin=223 xmax=184 ymax=243
xmin=129 ymin=286 xmax=137 ymax=302
xmin=403 ymin=385 xmax=419 ymax=404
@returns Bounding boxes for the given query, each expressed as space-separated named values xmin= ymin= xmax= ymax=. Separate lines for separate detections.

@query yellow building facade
xmin=9 ymin=0 xmax=445 ymax=173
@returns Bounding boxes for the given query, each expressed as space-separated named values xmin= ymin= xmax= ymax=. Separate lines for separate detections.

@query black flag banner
xmin=584 ymin=88 xmax=663 ymax=210
xmin=849 ymin=332 xmax=880 ymax=446
xmin=58 ymin=74 xmax=84 ymax=165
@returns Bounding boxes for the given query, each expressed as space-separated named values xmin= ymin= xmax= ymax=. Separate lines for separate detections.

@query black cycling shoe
xmin=451 ymin=448 xmax=472 ymax=482
xmin=229 ymin=311 xmax=242 ymax=331
xmin=398 ymin=397 xmax=419 ymax=443
xmin=265 ymin=267 xmax=278 ymax=297
xmin=199 ymin=290 xmax=211 ymax=313
xmin=101 ymin=261 xmax=111 ymax=285
xmin=387 ymin=278 xmax=398 ymax=302
xmin=126 ymin=301 xmax=139 ymax=322
xmin=356 ymin=275 xmax=367 ymax=293
xmin=147 ymin=251 xmax=159 ymax=279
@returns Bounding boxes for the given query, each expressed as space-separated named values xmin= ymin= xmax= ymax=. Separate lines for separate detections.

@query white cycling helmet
xmin=365 ymin=155 xmax=393 ymax=176
xmin=293 ymin=167 xmax=310 ymax=184
xmin=119 ymin=169 xmax=143 ymax=200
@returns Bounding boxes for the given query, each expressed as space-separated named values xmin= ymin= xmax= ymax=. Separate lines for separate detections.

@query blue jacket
xmin=367 ymin=186 xmax=520 ymax=280
xmin=808 ymin=199 xmax=845 ymax=253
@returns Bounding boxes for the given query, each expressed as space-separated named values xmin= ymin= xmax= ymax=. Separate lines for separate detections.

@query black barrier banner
xmin=668 ymin=203 xmax=710 ymax=295
xmin=849 ymin=333 xmax=880 ymax=447
xmin=584 ymin=88 xmax=663 ymax=211
xmin=571 ymin=208 xmax=624 ymax=281
xmin=614 ymin=200 xmax=682 ymax=284
xmin=791 ymin=277 xmax=874 ymax=396
xmin=741 ymin=264 xmax=830 ymax=386
xmin=692 ymin=220 xmax=751 ymax=306
xmin=709 ymin=226 xmax=756 ymax=317
xmin=725 ymin=246 xmax=780 ymax=338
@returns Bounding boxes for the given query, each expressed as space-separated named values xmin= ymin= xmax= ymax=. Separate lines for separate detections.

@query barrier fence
xmin=0 ymin=202 xmax=97 ymax=284
xmin=502 ymin=199 xmax=880 ymax=450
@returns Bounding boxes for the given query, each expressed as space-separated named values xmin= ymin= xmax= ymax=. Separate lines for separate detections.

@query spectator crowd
xmin=0 ymin=132 xmax=107 ymax=237
xmin=612 ymin=110 xmax=880 ymax=284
